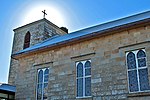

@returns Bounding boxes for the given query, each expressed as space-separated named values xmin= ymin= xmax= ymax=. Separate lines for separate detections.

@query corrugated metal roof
xmin=13 ymin=10 xmax=150 ymax=56
xmin=0 ymin=84 xmax=16 ymax=92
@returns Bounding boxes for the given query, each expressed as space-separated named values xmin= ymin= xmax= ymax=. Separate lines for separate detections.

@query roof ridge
xmin=70 ymin=10 xmax=150 ymax=34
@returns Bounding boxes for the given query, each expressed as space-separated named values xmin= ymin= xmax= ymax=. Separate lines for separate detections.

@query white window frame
xmin=126 ymin=49 xmax=150 ymax=93
xmin=76 ymin=60 xmax=92 ymax=98
xmin=36 ymin=68 xmax=49 ymax=100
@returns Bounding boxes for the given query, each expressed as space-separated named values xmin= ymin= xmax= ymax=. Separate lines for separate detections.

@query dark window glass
xmin=85 ymin=68 xmax=91 ymax=76
xmin=137 ymin=50 xmax=146 ymax=58
xmin=44 ymin=75 xmax=49 ymax=82
xmin=139 ymin=68 xmax=150 ymax=91
xmin=77 ymin=62 xmax=83 ymax=77
xmin=85 ymin=77 xmax=91 ymax=96
xmin=23 ymin=31 xmax=30 ymax=49
xmin=127 ymin=52 xmax=136 ymax=69
xmin=44 ymin=69 xmax=49 ymax=75
xmin=43 ymin=83 xmax=48 ymax=100
xmin=37 ymin=84 xmax=42 ymax=100
xmin=137 ymin=50 xmax=146 ymax=68
xmin=44 ymin=83 xmax=48 ymax=88
xmin=44 ymin=69 xmax=49 ymax=82
xmin=77 ymin=78 xmax=83 ymax=97
xmin=128 ymin=70 xmax=139 ymax=92
xmin=38 ymin=70 xmax=43 ymax=83
xmin=138 ymin=58 xmax=146 ymax=67
xmin=85 ymin=61 xmax=91 ymax=68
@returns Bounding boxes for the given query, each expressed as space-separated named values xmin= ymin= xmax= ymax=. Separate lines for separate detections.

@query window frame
xmin=76 ymin=60 xmax=92 ymax=98
xmin=36 ymin=68 xmax=49 ymax=100
xmin=126 ymin=49 xmax=150 ymax=93
xmin=23 ymin=31 xmax=31 ymax=49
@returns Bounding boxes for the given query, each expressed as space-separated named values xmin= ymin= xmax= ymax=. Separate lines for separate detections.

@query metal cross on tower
xmin=42 ymin=10 xmax=47 ymax=18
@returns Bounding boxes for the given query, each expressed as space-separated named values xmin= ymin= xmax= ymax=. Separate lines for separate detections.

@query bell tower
xmin=8 ymin=18 xmax=67 ymax=85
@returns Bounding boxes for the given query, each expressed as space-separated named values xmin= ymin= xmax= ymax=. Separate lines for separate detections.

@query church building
xmin=8 ymin=10 xmax=150 ymax=100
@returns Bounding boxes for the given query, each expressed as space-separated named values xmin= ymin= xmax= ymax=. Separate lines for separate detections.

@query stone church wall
xmin=14 ymin=25 xmax=150 ymax=100
xmin=9 ymin=19 xmax=67 ymax=85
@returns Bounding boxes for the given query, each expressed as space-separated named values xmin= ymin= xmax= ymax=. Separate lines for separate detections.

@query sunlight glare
xmin=22 ymin=5 xmax=66 ymax=27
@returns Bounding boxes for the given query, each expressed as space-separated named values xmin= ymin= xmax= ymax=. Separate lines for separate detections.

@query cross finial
xmin=42 ymin=10 xmax=47 ymax=18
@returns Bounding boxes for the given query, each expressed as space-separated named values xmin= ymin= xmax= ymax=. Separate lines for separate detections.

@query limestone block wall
xmin=9 ymin=19 xmax=67 ymax=85
xmin=11 ymin=20 xmax=66 ymax=54
xmin=15 ymin=25 xmax=150 ymax=100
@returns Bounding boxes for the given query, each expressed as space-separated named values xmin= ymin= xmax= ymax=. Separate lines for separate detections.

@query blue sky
xmin=0 ymin=0 xmax=150 ymax=83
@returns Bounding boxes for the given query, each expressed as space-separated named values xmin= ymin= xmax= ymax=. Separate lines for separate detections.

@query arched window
xmin=77 ymin=62 xmax=83 ymax=77
xmin=76 ymin=60 xmax=91 ymax=98
xmin=126 ymin=49 xmax=150 ymax=92
xmin=23 ymin=31 xmax=30 ymax=49
xmin=137 ymin=50 xmax=146 ymax=67
xmin=127 ymin=52 xmax=136 ymax=69
xmin=37 ymin=70 xmax=43 ymax=100
xmin=137 ymin=50 xmax=149 ymax=91
xmin=84 ymin=61 xmax=91 ymax=96
xmin=37 ymin=68 xmax=49 ymax=100
xmin=43 ymin=68 xmax=49 ymax=99
xmin=76 ymin=62 xmax=83 ymax=97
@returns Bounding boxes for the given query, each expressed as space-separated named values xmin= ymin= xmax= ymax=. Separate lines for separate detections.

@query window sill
xmin=76 ymin=96 xmax=92 ymax=99
xmin=127 ymin=92 xmax=150 ymax=97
